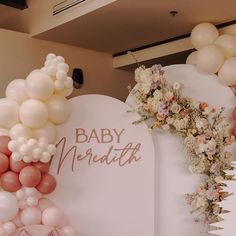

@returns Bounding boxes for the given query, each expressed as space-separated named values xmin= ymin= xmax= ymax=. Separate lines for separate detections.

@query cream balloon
xmin=190 ymin=23 xmax=219 ymax=50
xmin=215 ymin=34 xmax=236 ymax=57
xmin=57 ymin=86 xmax=73 ymax=97
xmin=218 ymin=57 xmax=236 ymax=86
xmin=25 ymin=71 xmax=54 ymax=101
xmin=5 ymin=79 xmax=28 ymax=104
xmin=9 ymin=123 xmax=32 ymax=140
xmin=196 ymin=44 xmax=224 ymax=74
xmin=19 ymin=99 xmax=48 ymax=129
xmin=220 ymin=24 xmax=236 ymax=36
xmin=0 ymin=98 xmax=19 ymax=129
xmin=46 ymin=95 xmax=70 ymax=124
xmin=33 ymin=121 xmax=57 ymax=144
xmin=0 ymin=191 xmax=19 ymax=221
xmin=186 ymin=51 xmax=198 ymax=65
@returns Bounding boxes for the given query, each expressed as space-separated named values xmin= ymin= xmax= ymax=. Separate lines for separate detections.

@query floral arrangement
xmin=130 ymin=64 xmax=235 ymax=224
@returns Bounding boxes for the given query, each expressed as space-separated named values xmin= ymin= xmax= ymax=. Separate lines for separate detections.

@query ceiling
xmin=0 ymin=0 xmax=236 ymax=55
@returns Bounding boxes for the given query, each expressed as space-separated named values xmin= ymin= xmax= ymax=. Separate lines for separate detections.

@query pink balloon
xmin=0 ymin=136 xmax=12 ymax=156
xmin=32 ymin=162 xmax=50 ymax=173
xmin=3 ymin=222 xmax=16 ymax=234
xmin=20 ymin=207 xmax=42 ymax=225
xmin=60 ymin=226 xmax=77 ymax=236
xmin=0 ymin=153 xmax=9 ymax=174
xmin=10 ymin=157 xmax=29 ymax=173
xmin=19 ymin=166 xmax=41 ymax=187
xmin=36 ymin=174 xmax=56 ymax=194
xmin=38 ymin=198 xmax=54 ymax=212
xmin=0 ymin=171 xmax=21 ymax=192
xmin=232 ymin=107 xmax=236 ymax=121
xmin=42 ymin=207 xmax=67 ymax=227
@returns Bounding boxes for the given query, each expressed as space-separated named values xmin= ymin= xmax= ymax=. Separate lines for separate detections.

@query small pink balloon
xmin=42 ymin=207 xmax=67 ymax=227
xmin=10 ymin=157 xmax=29 ymax=173
xmin=60 ymin=226 xmax=77 ymax=236
xmin=32 ymin=162 xmax=50 ymax=173
xmin=0 ymin=136 xmax=12 ymax=156
xmin=3 ymin=222 xmax=16 ymax=234
xmin=0 ymin=171 xmax=21 ymax=192
xmin=232 ymin=123 xmax=236 ymax=136
xmin=20 ymin=207 xmax=42 ymax=226
xmin=232 ymin=107 xmax=236 ymax=121
xmin=38 ymin=198 xmax=54 ymax=212
xmin=36 ymin=174 xmax=56 ymax=194
xmin=0 ymin=153 xmax=9 ymax=174
xmin=19 ymin=166 xmax=41 ymax=187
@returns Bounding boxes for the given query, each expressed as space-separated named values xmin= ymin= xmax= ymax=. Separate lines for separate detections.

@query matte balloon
xmin=0 ymin=171 xmax=21 ymax=192
xmin=19 ymin=99 xmax=48 ymax=129
xmin=9 ymin=124 xmax=32 ymax=140
xmin=0 ymin=136 xmax=12 ymax=156
xmin=190 ymin=23 xmax=219 ymax=49
xmin=218 ymin=57 xmax=236 ymax=86
xmin=42 ymin=207 xmax=67 ymax=227
xmin=25 ymin=71 xmax=54 ymax=101
xmin=33 ymin=122 xmax=57 ymax=144
xmin=5 ymin=79 xmax=28 ymax=104
xmin=10 ymin=156 xmax=29 ymax=173
xmin=186 ymin=51 xmax=198 ymax=65
xmin=0 ymin=98 xmax=19 ymax=129
xmin=32 ymin=162 xmax=50 ymax=173
xmin=196 ymin=44 xmax=224 ymax=74
xmin=215 ymin=34 xmax=236 ymax=57
xmin=36 ymin=174 xmax=56 ymax=194
xmin=46 ymin=95 xmax=70 ymax=124
xmin=60 ymin=226 xmax=77 ymax=236
xmin=0 ymin=191 xmax=19 ymax=221
xmin=0 ymin=153 xmax=9 ymax=174
xmin=20 ymin=207 xmax=42 ymax=225
xmin=19 ymin=166 xmax=42 ymax=187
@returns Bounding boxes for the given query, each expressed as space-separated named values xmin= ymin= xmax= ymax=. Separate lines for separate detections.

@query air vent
xmin=53 ymin=0 xmax=90 ymax=15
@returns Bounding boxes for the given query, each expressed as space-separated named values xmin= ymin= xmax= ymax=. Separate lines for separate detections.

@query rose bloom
xmin=170 ymin=102 xmax=181 ymax=113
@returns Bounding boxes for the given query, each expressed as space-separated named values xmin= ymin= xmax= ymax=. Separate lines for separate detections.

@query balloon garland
xmin=0 ymin=54 xmax=77 ymax=236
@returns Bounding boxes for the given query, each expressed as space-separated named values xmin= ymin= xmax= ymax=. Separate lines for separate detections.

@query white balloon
xmin=220 ymin=24 xmax=236 ymax=36
xmin=5 ymin=79 xmax=28 ymax=104
xmin=64 ymin=77 xmax=73 ymax=89
xmin=46 ymin=95 xmax=70 ymax=124
xmin=9 ymin=123 xmax=32 ymax=140
xmin=218 ymin=57 xmax=236 ymax=86
xmin=8 ymin=140 xmax=18 ymax=152
xmin=11 ymin=152 xmax=22 ymax=161
xmin=33 ymin=121 xmax=57 ymax=144
xmin=191 ymin=22 xmax=219 ymax=49
xmin=215 ymin=34 xmax=236 ymax=57
xmin=56 ymin=70 xmax=67 ymax=81
xmin=46 ymin=53 xmax=56 ymax=61
xmin=54 ymin=80 xmax=64 ymax=91
xmin=25 ymin=71 xmax=54 ymax=101
xmin=58 ymin=63 xmax=69 ymax=73
xmin=186 ymin=51 xmax=198 ymax=65
xmin=196 ymin=44 xmax=224 ymax=74
xmin=19 ymin=99 xmax=48 ymax=129
xmin=56 ymin=56 xmax=65 ymax=63
xmin=47 ymin=144 xmax=57 ymax=155
xmin=0 ymin=98 xmax=19 ymax=129
xmin=40 ymin=151 xmax=51 ymax=163
xmin=57 ymin=86 xmax=73 ymax=97
xmin=0 ymin=192 xmax=19 ymax=221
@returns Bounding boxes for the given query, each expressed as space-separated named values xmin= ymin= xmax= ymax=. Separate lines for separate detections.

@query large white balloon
xmin=218 ymin=57 xmax=236 ymax=86
xmin=9 ymin=123 xmax=32 ymax=140
xmin=5 ymin=79 xmax=28 ymax=104
xmin=0 ymin=192 xmax=19 ymax=221
xmin=186 ymin=51 xmax=198 ymax=65
xmin=215 ymin=34 xmax=236 ymax=57
xmin=46 ymin=95 xmax=70 ymax=124
xmin=196 ymin=44 xmax=224 ymax=74
xmin=190 ymin=23 xmax=219 ymax=50
xmin=0 ymin=98 xmax=19 ymax=129
xmin=25 ymin=71 xmax=54 ymax=101
xmin=19 ymin=99 xmax=48 ymax=129
xmin=33 ymin=121 xmax=57 ymax=144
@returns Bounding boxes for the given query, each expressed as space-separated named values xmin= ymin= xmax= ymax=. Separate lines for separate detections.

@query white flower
xmin=184 ymin=135 xmax=195 ymax=147
xmin=153 ymin=90 xmax=163 ymax=100
xmin=170 ymin=103 xmax=181 ymax=113
xmin=147 ymin=97 xmax=158 ymax=113
xmin=173 ymin=82 xmax=181 ymax=90
xmin=196 ymin=143 xmax=206 ymax=154
xmin=196 ymin=119 xmax=204 ymax=130
xmin=166 ymin=117 xmax=174 ymax=124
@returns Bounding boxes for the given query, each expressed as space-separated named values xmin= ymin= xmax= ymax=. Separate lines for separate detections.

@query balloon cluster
xmin=0 ymin=54 xmax=77 ymax=236
xmin=186 ymin=22 xmax=236 ymax=86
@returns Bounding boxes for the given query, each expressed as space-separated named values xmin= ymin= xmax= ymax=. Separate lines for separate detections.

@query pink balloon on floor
xmin=36 ymin=174 xmax=56 ymax=194
xmin=20 ymin=207 xmax=42 ymax=225
xmin=0 ymin=136 xmax=12 ymax=156
xmin=10 ymin=156 xmax=29 ymax=173
xmin=0 ymin=153 xmax=9 ymax=174
xmin=0 ymin=171 xmax=21 ymax=192
xmin=19 ymin=166 xmax=41 ymax=187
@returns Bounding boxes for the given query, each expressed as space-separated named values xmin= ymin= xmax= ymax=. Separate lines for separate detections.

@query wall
xmin=0 ymin=29 xmax=134 ymax=101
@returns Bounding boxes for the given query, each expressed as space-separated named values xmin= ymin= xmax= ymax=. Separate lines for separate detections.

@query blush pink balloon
xmin=0 ymin=153 xmax=9 ymax=174
xmin=0 ymin=136 xmax=12 ymax=156
xmin=38 ymin=198 xmax=54 ymax=212
xmin=232 ymin=107 xmax=236 ymax=121
xmin=42 ymin=207 xmax=67 ymax=227
xmin=19 ymin=166 xmax=41 ymax=187
xmin=60 ymin=226 xmax=77 ymax=236
xmin=36 ymin=174 xmax=56 ymax=194
xmin=32 ymin=162 xmax=50 ymax=173
xmin=10 ymin=157 xmax=29 ymax=173
xmin=0 ymin=171 xmax=21 ymax=192
xmin=20 ymin=207 xmax=42 ymax=226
